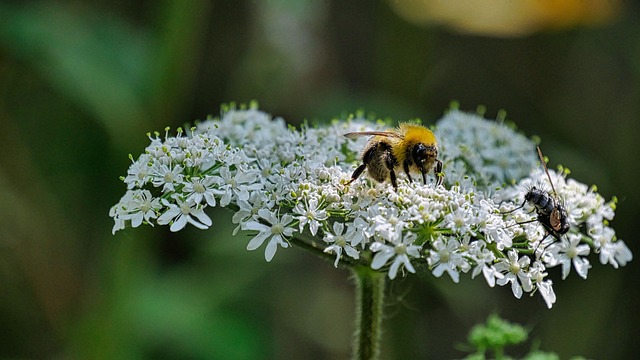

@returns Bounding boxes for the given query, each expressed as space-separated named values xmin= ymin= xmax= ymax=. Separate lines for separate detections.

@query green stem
xmin=352 ymin=267 xmax=386 ymax=360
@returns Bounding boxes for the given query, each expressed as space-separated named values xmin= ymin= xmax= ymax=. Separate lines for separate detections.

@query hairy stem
xmin=352 ymin=266 xmax=386 ymax=360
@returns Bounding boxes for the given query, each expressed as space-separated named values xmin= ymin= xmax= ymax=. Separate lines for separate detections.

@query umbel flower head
xmin=110 ymin=102 xmax=631 ymax=308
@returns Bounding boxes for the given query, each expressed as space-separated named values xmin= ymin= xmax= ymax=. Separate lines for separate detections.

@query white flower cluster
xmin=435 ymin=110 xmax=536 ymax=189
xmin=110 ymin=104 xmax=631 ymax=308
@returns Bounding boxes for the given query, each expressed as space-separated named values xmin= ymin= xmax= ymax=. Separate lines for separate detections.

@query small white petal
xmin=388 ymin=260 xmax=401 ymax=279
xmin=247 ymin=231 xmax=269 ymax=251
xmin=573 ymin=257 xmax=591 ymax=279
xmin=157 ymin=207 xmax=180 ymax=225
xmin=192 ymin=209 xmax=213 ymax=226
xmin=371 ymin=250 xmax=394 ymax=270
xmin=511 ymin=280 xmax=523 ymax=299
xmin=187 ymin=215 xmax=210 ymax=230
xmin=344 ymin=246 xmax=360 ymax=260
xmin=243 ymin=221 xmax=269 ymax=232
xmin=170 ymin=215 xmax=188 ymax=232
xmin=265 ymin=238 xmax=278 ymax=262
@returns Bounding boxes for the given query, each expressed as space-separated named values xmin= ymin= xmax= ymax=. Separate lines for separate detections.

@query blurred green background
xmin=1 ymin=0 xmax=638 ymax=359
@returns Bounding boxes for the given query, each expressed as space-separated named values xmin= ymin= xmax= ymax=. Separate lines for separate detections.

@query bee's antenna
xmin=537 ymin=146 xmax=557 ymax=199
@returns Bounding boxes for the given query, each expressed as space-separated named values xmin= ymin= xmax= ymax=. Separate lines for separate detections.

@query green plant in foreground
xmin=110 ymin=102 xmax=631 ymax=359
xmin=462 ymin=314 xmax=587 ymax=360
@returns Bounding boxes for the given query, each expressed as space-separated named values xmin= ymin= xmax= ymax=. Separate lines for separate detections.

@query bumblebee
xmin=513 ymin=146 xmax=569 ymax=239
xmin=344 ymin=123 xmax=443 ymax=189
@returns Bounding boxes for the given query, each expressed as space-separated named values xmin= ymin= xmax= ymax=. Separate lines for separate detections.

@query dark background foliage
xmin=0 ymin=1 xmax=638 ymax=359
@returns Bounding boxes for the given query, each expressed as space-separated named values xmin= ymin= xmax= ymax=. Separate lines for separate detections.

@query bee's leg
xmin=389 ymin=168 xmax=398 ymax=189
xmin=346 ymin=164 xmax=367 ymax=185
xmin=434 ymin=159 xmax=443 ymax=186
xmin=383 ymin=148 xmax=398 ymax=189
xmin=403 ymin=161 xmax=413 ymax=183
xmin=417 ymin=164 xmax=427 ymax=184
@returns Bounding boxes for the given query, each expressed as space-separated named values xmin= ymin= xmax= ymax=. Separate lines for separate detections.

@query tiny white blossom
xmin=150 ymin=162 xmax=185 ymax=193
xmin=484 ymin=215 xmax=514 ymax=249
xmin=232 ymin=192 xmax=275 ymax=235
xmin=495 ymin=250 xmax=533 ymax=299
xmin=243 ymin=209 xmax=295 ymax=262
xmin=467 ymin=239 xmax=502 ymax=287
xmin=599 ymin=239 xmax=633 ymax=269
xmin=124 ymin=154 xmax=153 ymax=189
xmin=530 ymin=261 xmax=556 ymax=309
xmin=546 ymin=233 xmax=591 ymax=279
xmin=427 ymin=238 xmax=468 ymax=283
xmin=183 ymin=176 xmax=218 ymax=206
xmin=370 ymin=232 xmax=421 ymax=280
xmin=109 ymin=194 xmax=130 ymax=234
xmin=323 ymin=222 xmax=360 ymax=267
xmin=588 ymin=224 xmax=633 ymax=268
xmin=212 ymin=166 xmax=263 ymax=207
xmin=118 ymin=189 xmax=162 ymax=228
xmin=157 ymin=197 xmax=212 ymax=232
xmin=348 ymin=216 xmax=371 ymax=249
xmin=293 ymin=197 xmax=328 ymax=236
xmin=442 ymin=205 xmax=476 ymax=235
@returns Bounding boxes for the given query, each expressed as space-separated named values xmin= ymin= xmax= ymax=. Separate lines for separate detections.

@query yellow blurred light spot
xmin=388 ymin=0 xmax=621 ymax=37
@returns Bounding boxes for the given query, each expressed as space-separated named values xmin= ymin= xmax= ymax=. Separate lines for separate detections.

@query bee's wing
xmin=344 ymin=131 xmax=403 ymax=139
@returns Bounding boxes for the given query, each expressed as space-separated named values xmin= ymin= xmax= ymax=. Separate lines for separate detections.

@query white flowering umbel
xmin=110 ymin=103 xmax=631 ymax=309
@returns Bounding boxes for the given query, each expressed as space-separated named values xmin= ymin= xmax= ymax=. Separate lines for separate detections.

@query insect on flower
xmin=344 ymin=123 xmax=443 ymax=189
xmin=509 ymin=146 xmax=570 ymax=245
